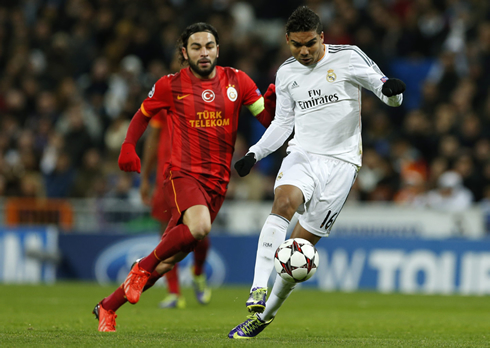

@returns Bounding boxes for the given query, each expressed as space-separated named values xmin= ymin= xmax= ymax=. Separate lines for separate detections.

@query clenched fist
xmin=234 ymin=153 xmax=256 ymax=177
xmin=118 ymin=143 xmax=141 ymax=173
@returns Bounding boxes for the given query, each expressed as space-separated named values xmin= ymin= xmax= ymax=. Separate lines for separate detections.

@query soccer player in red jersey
xmin=93 ymin=22 xmax=276 ymax=332
xmin=140 ymin=110 xmax=211 ymax=309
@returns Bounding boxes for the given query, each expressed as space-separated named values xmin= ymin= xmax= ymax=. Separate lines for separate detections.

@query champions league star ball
xmin=274 ymin=238 xmax=319 ymax=283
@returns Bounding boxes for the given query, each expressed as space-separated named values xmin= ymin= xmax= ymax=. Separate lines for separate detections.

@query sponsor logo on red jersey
xmin=202 ymin=90 xmax=215 ymax=102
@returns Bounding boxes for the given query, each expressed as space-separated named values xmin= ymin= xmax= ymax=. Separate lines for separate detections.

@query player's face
xmin=183 ymin=32 xmax=219 ymax=79
xmin=286 ymin=31 xmax=325 ymax=66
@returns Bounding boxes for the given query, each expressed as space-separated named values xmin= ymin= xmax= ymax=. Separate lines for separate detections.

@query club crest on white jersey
xmin=327 ymin=69 xmax=336 ymax=82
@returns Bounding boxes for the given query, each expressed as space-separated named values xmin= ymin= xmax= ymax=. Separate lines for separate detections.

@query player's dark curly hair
xmin=178 ymin=22 xmax=219 ymax=65
xmin=286 ymin=6 xmax=323 ymax=35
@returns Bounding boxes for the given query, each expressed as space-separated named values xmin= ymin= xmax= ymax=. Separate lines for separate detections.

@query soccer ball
xmin=274 ymin=238 xmax=319 ymax=283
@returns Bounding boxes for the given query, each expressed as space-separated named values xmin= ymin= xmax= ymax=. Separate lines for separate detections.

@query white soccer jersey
xmin=249 ymin=44 xmax=403 ymax=167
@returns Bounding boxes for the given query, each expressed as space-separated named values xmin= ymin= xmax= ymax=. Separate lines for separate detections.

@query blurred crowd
xmin=0 ymin=0 xmax=490 ymax=213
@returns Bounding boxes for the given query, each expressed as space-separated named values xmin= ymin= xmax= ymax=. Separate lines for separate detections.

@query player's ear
xmin=182 ymin=47 xmax=189 ymax=60
xmin=286 ymin=33 xmax=290 ymax=44
xmin=216 ymin=44 xmax=219 ymax=58
xmin=320 ymin=31 xmax=324 ymax=42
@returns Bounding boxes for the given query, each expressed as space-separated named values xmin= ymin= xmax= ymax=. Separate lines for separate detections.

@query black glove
xmin=234 ymin=153 xmax=256 ymax=177
xmin=382 ymin=78 xmax=406 ymax=97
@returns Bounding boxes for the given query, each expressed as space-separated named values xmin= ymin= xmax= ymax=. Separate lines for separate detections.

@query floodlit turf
xmin=0 ymin=283 xmax=489 ymax=347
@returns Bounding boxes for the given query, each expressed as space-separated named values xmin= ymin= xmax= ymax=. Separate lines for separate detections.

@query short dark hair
xmin=178 ymin=22 xmax=219 ymax=64
xmin=286 ymin=6 xmax=323 ymax=35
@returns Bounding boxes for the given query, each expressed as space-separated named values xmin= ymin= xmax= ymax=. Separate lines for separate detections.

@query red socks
xmin=101 ymin=286 xmax=127 ymax=312
xmin=165 ymin=264 xmax=180 ymax=294
xmin=101 ymin=224 xmax=202 ymax=312
xmin=193 ymin=237 xmax=210 ymax=276
xmin=139 ymin=224 xmax=198 ymax=273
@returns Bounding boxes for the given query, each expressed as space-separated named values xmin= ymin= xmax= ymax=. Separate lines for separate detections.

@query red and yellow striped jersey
xmin=141 ymin=66 xmax=262 ymax=195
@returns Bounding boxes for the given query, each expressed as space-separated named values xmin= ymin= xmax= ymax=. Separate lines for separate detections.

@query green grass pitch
xmin=0 ymin=282 xmax=489 ymax=347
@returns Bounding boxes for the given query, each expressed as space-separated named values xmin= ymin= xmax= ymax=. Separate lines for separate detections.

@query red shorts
xmin=151 ymin=180 xmax=171 ymax=223
xmin=163 ymin=170 xmax=226 ymax=230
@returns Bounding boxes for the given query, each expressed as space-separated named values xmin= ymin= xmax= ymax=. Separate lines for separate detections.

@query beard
xmin=188 ymin=57 xmax=218 ymax=78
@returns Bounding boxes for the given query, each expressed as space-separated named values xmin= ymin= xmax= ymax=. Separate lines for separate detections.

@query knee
xmin=188 ymin=221 xmax=211 ymax=240
xmin=272 ymin=195 xmax=298 ymax=219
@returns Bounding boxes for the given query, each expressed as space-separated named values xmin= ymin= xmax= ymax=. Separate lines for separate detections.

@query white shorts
xmin=274 ymin=146 xmax=358 ymax=237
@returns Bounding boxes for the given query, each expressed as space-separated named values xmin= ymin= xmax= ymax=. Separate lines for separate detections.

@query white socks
xmin=260 ymin=275 xmax=296 ymax=321
xmin=251 ymin=214 xmax=289 ymax=291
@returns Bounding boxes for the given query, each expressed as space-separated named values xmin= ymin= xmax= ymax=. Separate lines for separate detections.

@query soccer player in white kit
xmin=228 ymin=6 xmax=406 ymax=339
